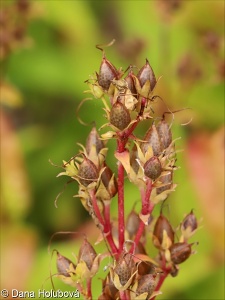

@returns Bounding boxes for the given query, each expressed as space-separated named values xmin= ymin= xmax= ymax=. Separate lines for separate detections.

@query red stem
xmin=89 ymin=189 xmax=105 ymax=227
xmin=118 ymin=160 xmax=125 ymax=252
xmin=104 ymin=203 xmax=119 ymax=256
xmin=89 ymin=189 xmax=118 ymax=254
xmin=130 ymin=179 xmax=154 ymax=252
xmin=115 ymin=98 xmax=147 ymax=255
xmin=119 ymin=290 xmax=129 ymax=300
xmin=152 ymin=269 xmax=170 ymax=300
xmin=86 ymin=278 xmax=92 ymax=299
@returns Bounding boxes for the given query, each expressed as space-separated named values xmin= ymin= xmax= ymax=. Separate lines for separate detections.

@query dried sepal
xmin=114 ymin=149 xmax=131 ymax=175
xmin=84 ymin=75 xmax=104 ymax=99
xmin=151 ymin=183 xmax=177 ymax=204
xmin=57 ymin=159 xmax=78 ymax=178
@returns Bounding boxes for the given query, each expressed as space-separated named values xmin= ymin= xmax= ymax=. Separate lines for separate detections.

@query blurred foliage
xmin=0 ymin=0 xmax=224 ymax=299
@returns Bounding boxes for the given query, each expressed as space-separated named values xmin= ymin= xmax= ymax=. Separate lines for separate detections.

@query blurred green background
xmin=0 ymin=0 xmax=224 ymax=299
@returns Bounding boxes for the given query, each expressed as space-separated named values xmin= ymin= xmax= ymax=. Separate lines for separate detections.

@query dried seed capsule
xmin=141 ymin=124 xmax=163 ymax=156
xmin=137 ymin=59 xmax=156 ymax=91
xmin=124 ymin=71 xmax=137 ymax=97
xmin=101 ymin=164 xmax=118 ymax=198
xmin=97 ymin=55 xmax=118 ymax=90
xmin=110 ymin=99 xmax=131 ymax=130
xmin=86 ymin=127 xmax=104 ymax=155
xmin=156 ymin=119 xmax=172 ymax=149
xmin=181 ymin=210 xmax=198 ymax=232
xmin=153 ymin=213 xmax=174 ymax=249
xmin=114 ymin=252 xmax=135 ymax=286
xmin=126 ymin=210 xmax=140 ymax=238
xmin=135 ymin=274 xmax=157 ymax=299
xmin=56 ymin=251 xmax=76 ymax=277
xmin=170 ymin=264 xmax=179 ymax=277
xmin=100 ymin=273 xmax=119 ymax=300
xmin=78 ymin=157 xmax=98 ymax=187
xmin=144 ymin=156 xmax=162 ymax=180
xmin=78 ymin=239 xmax=97 ymax=270
xmin=156 ymin=171 xmax=173 ymax=194
xmin=170 ymin=242 xmax=192 ymax=264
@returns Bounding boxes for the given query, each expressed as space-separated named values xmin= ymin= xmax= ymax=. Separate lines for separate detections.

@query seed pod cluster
xmin=54 ymin=43 xmax=199 ymax=298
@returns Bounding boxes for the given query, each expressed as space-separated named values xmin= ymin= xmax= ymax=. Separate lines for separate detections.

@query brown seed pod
xmin=97 ymin=55 xmax=118 ymax=90
xmin=78 ymin=157 xmax=99 ymax=187
xmin=135 ymin=274 xmax=157 ymax=299
xmin=124 ymin=71 xmax=137 ymax=97
xmin=110 ymin=99 xmax=131 ymax=130
xmin=144 ymin=156 xmax=162 ymax=180
xmin=101 ymin=164 xmax=118 ymax=198
xmin=170 ymin=242 xmax=192 ymax=264
xmin=137 ymin=59 xmax=156 ymax=91
xmin=86 ymin=127 xmax=104 ymax=155
xmin=100 ymin=273 xmax=119 ymax=300
xmin=78 ymin=238 xmax=97 ymax=270
xmin=181 ymin=210 xmax=198 ymax=232
xmin=170 ymin=264 xmax=179 ymax=277
xmin=153 ymin=213 xmax=174 ymax=249
xmin=156 ymin=119 xmax=172 ymax=149
xmin=141 ymin=124 xmax=163 ymax=156
xmin=114 ymin=252 xmax=135 ymax=286
xmin=126 ymin=210 xmax=140 ymax=239
xmin=56 ymin=251 xmax=76 ymax=277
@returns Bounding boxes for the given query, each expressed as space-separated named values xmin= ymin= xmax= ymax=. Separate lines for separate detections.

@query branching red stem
xmin=104 ymin=203 xmax=118 ymax=256
xmin=89 ymin=189 xmax=105 ymax=227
